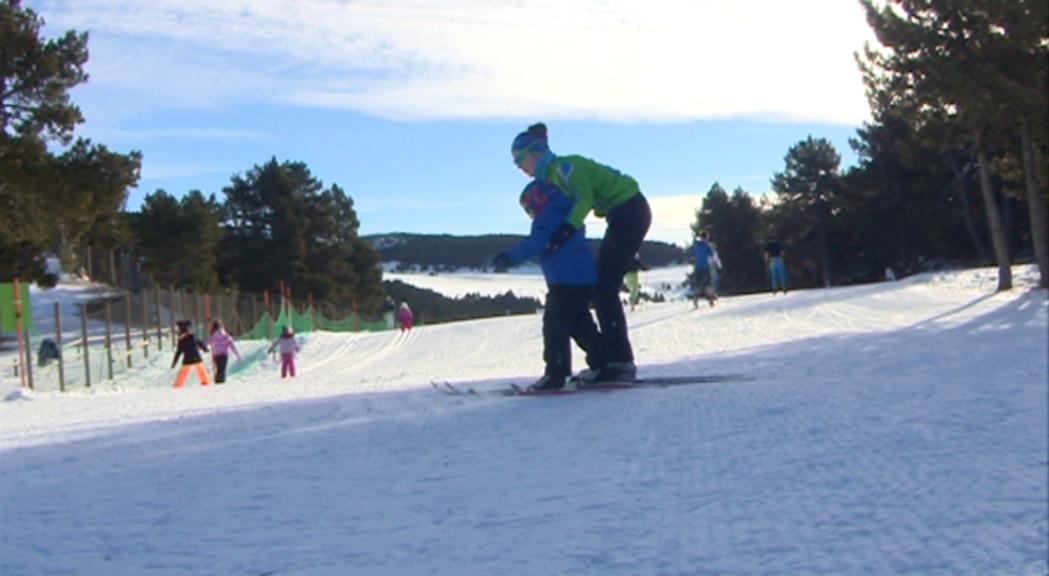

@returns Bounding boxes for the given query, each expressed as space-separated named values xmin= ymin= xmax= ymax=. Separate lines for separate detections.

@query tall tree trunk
xmin=1019 ymin=114 xmax=1049 ymax=289
xmin=974 ymin=130 xmax=1012 ymax=291
xmin=819 ymin=203 xmax=832 ymax=288
xmin=947 ymin=156 xmax=987 ymax=260
xmin=820 ymin=229 xmax=831 ymax=288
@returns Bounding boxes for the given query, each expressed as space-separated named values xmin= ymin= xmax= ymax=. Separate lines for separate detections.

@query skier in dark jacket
xmin=764 ymin=239 xmax=788 ymax=294
xmin=171 ymin=320 xmax=211 ymax=388
xmin=492 ymin=179 xmax=614 ymax=391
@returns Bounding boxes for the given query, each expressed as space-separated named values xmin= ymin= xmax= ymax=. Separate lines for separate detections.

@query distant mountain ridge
xmin=364 ymin=233 xmax=688 ymax=272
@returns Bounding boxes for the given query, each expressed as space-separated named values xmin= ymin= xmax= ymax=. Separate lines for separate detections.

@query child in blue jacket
xmin=492 ymin=180 xmax=613 ymax=391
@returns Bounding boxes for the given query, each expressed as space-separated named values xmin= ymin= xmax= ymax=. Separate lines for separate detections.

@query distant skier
xmin=383 ymin=296 xmax=396 ymax=329
xmin=37 ymin=338 xmax=60 ymax=367
xmin=510 ymin=122 xmax=650 ymax=381
xmin=209 ymin=320 xmax=241 ymax=384
xmin=491 ymin=179 xmax=614 ymax=392
xmin=625 ymin=253 xmax=647 ymax=312
xmin=691 ymin=230 xmax=718 ymax=308
xmin=764 ymin=240 xmax=788 ymax=294
xmin=171 ymin=320 xmax=211 ymax=388
xmin=268 ymin=326 xmax=300 ymax=379
xmin=398 ymin=302 xmax=414 ymax=332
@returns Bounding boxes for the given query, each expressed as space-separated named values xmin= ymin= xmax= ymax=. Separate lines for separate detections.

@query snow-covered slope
xmin=1 ymin=267 xmax=1046 ymax=575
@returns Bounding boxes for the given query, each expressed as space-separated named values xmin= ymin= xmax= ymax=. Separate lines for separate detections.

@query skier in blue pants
xmin=765 ymin=240 xmax=788 ymax=294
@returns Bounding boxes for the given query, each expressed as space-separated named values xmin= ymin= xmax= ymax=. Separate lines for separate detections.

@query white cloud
xmin=34 ymin=0 xmax=875 ymax=124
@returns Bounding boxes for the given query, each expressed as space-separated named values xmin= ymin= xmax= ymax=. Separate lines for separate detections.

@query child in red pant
xmin=171 ymin=320 xmax=211 ymax=388
xmin=268 ymin=326 xmax=300 ymax=378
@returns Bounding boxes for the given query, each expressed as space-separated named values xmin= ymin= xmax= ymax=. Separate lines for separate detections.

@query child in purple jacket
xmin=268 ymin=326 xmax=300 ymax=378
xmin=209 ymin=320 xmax=242 ymax=384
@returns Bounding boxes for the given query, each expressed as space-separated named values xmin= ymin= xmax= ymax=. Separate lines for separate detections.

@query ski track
xmin=1 ymin=271 xmax=1046 ymax=576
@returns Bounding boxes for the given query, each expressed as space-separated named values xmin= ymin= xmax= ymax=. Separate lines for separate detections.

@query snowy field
xmin=1 ymin=266 xmax=1046 ymax=576
xmin=385 ymin=264 xmax=690 ymax=301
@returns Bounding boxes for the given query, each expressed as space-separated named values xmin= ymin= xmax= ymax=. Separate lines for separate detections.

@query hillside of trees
xmin=367 ymin=233 xmax=688 ymax=272
xmin=384 ymin=280 xmax=541 ymax=326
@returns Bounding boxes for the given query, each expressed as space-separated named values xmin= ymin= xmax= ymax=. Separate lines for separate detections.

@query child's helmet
xmin=519 ymin=180 xmax=550 ymax=219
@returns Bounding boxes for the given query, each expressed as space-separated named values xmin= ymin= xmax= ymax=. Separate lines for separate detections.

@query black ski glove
xmin=546 ymin=223 xmax=575 ymax=252
xmin=492 ymin=252 xmax=513 ymax=269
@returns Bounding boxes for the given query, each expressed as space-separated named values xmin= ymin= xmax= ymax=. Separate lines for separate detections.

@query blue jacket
xmin=507 ymin=185 xmax=597 ymax=286
xmin=693 ymin=239 xmax=714 ymax=270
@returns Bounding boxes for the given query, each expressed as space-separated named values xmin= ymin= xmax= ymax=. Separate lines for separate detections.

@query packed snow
xmin=1 ymin=266 xmax=1046 ymax=576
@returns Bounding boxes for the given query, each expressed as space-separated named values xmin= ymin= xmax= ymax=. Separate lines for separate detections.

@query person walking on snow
xmin=209 ymin=320 xmax=241 ymax=384
xmin=764 ymin=239 xmax=788 ymax=294
xmin=171 ymin=320 xmax=211 ymax=388
xmin=398 ymin=302 xmax=414 ymax=332
xmin=492 ymin=179 xmax=614 ymax=392
xmin=268 ymin=326 xmax=300 ymax=378
xmin=691 ymin=230 xmax=718 ymax=308
xmin=511 ymin=122 xmax=651 ymax=382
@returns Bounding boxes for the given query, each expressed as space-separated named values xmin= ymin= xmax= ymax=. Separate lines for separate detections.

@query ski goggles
xmin=512 ymin=148 xmax=531 ymax=167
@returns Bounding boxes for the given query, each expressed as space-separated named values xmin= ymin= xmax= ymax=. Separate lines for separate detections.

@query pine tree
xmin=770 ymin=137 xmax=843 ymax=288
xmin=0 ymin=0 xmax=141 ymax=283
xmin=220 ymin=158 xmax=384 ymax=313
xmin=134 ymin=190 xmax=223 ymax=289
xmin=858 ymin=0 xmax=1048 ymax=289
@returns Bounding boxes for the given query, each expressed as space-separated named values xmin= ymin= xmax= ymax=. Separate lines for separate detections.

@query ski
xmin=525 ymin=374 xmax=754 ymax=396
xmin=432 ymin=374 xmax=752 ymax=397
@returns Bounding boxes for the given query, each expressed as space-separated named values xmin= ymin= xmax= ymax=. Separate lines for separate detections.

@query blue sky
xmin=29 ymin=0 xmax=876 ymax=247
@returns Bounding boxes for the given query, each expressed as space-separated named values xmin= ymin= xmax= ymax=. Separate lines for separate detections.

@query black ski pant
xmin=213 ymin=354 xmax=229 ymax=384
xmin=543 ymin=285 xmax=612 ymax=379
xmin=595 ymin=193 xmax=651 ymax=363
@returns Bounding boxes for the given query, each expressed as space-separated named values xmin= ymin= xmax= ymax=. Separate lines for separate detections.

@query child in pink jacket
xmin=268 ymin=326 xmax=300 ymax=378
xmin=209 ymin=320 xmax=242 ymax=384
xmin=398 ymin=302 xmax=414 ymax=332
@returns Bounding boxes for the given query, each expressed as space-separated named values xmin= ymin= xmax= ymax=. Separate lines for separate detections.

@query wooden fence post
xmin=55 ymin=302 xmax=65 ymax=392
xmin=251 ymin=295 xmax=258 ymax=336
xmin=169 ymin=287 xmax=177 ymax=347
xmin=80 ymin=304 xmax=91 ymax=388
xmin=142 ymin=290 xmax=150 ymax=359
xmin=124 ymin=292 xmax=133 ymax=368
xmin=13 ymin=278 xmax=27 ymax=389
xmin=105 ymin=302 xmax=114 ymax=381
xmin=154 ymin=286 xmax=163 ymax=352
